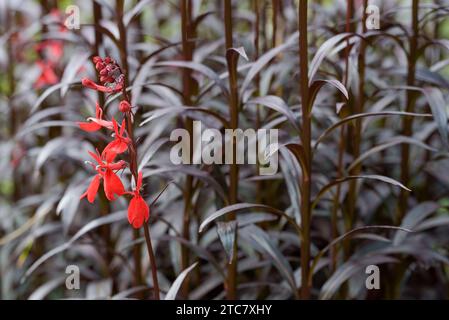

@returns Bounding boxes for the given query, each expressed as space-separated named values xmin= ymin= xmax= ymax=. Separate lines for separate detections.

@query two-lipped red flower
xmin=77 ymin=102 xmax=113 ymax=132
xmin=127 ymin=172 xmax=150 ymax=229
xmin=35 ymin=40 xmax=64 ymax=63
xmin=34 ymin=60 xmax=59 ymax=88
xmin=103 ymin=118 xmax=130 ymax=161
xmin=80 ymin=149 xmax=126 ymax=203
xmin=34 ymin=37 xmax=64 ymax=89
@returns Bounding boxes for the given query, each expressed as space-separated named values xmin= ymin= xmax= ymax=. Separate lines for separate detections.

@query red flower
xmin=82 ymin=78 xmax=121 ymax=93
xmin=34 ymin=60 xmax=58 ymax=89
xmin=80 ymin=150 xmax=126 ymax=203
xmin=81 ymin=56 xmax=125 ymax=93
xmin=35 ymin=40 xmax=63 ymax=63
xmin=103 ymin=118 xmax=130 ymax=161
xmin=82 ymin=174 xmax=101 ymax=203
xmin=127 ymin=172 xmax=149 ymax=229
xmin=77 ymin=102 xmax=113 ymax=132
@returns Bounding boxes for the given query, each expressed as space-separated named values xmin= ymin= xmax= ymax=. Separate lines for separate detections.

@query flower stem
xmin=115 ymin=0 xmax=160 ymax=299
xmin=143 ymin=222 xmax=160 ymax=300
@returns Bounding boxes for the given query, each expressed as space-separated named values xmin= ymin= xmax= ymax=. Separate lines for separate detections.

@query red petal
xmin=103 ymin=149 xmax=117 ymax=163
xmin=88 ymin=118 xmax=113 ymax=130
xmin=82 ymin=78 xmax=113 ymax=93
xmin=88 ymin=150 xmax=102 ymax=165
xmin=136 ymin=171 xmax=143 ymax=190
xmin=80 ymin=175 xmax=101 ymax=203
xmin=35 ymin=61 xmax=58 ymax=88
xmin=112 ymin=118 xmax=119 ymax=135
xmin=120 ymin=119 xmax=126 ymax=136
xmin=104 ymin=138 xmax=128 ymax=156
xmin=103 ymin=169 xmax=124 ymax=201
xmin=95 ymin=102 xmax=103 ymax=119
xmin=108 ymin=160 xmax=126 ymax=171
xmin=128 ymin=195 xmax=149 ymax=228
xmin=113 ymin=140 xmax=129 ymax=154
xmin=77 ymin=121 xmax=101 ymax=132
xmin=48 ymin=41 xmax=63 ymax=60
xmin=42 ymin=67 xmax=58 ymax=84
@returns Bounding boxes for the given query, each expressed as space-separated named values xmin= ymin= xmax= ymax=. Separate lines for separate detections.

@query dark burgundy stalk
xmin=92 ymin=0 xmax=116 ymax=291
xmin=398 ymin=0 xmax=419 ymax=223
xmin=224 ymin=0 xmax=239 ymax=300
xmin=180 ymin=0 xmax=194 ymax=298
xmin=298 ymin=0 xmax=311 ymax=299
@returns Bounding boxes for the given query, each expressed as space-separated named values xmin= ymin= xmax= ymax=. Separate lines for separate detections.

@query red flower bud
xmin=119 ymin=100 xmax=131 ymax=113
xmin=95 ymin=62 xmax=105 ymax=70
xmin=127 ymin=172 xmax=150 ymax=229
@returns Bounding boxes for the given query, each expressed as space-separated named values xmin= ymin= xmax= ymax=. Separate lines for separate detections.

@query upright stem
xmin=343 ymin=0 xmax=354 ymax=86
xmin=254 ymin=0 xmax=264 ymax=204
xmin=116 ymin=0 xmax=159 ymax=299
xmin=143 ymin=223 xmax=160 ymax=300
xmin=343 ymin=0 xmax=355 ymax=242
xmin=298 ymin=0 xmax=311 ymax=299
xmin=398 ymin=0 xmax=419 ymax=223
xmin=345 ymin=0 xmax=367 ymax=260
xmin=92 ymin=1 xmax=115 ymax=288
xmin=224 ymin=0 xmax=239 ymax=300
xmin=116 ymin=0 xmax=143 ymax=294
xmin=272 ymin=0 xmax=278 ymax=48
xmin=330 ymin=126 xmax=346 ymax=273
xmin=93 ymin=1 xmax=105 ymax=106
xmin=349 ymin=0 xmax=367 ymax=189
xmin=180 ymin=0 xmax=194 ymax=298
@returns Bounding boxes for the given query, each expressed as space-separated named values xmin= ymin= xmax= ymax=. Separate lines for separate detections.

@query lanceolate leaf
xmin=347 ymin=136 xmax=438 ymax=172
xmin=309 ymin=79 xmax=349 ymax=111
xmin=314 ymin=111 xmax=432 ymax=150
xmin=245 ymin=96 xmax=299 ymax=131
xmin=393 ymin=202 xmax=439 ymax=245
xmin=165 ymin=262 xmax=199 ymax=300
xmin=240 ymin=33 xmax=297 ymax=93
xmin=422 ymin=87 xmax=449 ymax=150
xmin=216 ymin=221 xmax=237 ymax=264
xmin=22 ymin=211 xmax=125 ymax=280
xmin=199 ymin=203 xmax=301 ymax=236
xmin=312 ymin=175 xmax=411 ymax=209
xmin=319 ymin=255 xmax=399 ymax=300
xmin=387 ymin=86 xmax=449 ymax=149
xmin=240 ymin=225 xmax=298 ymax=298
xmin=60 ymin=52 xmax=90 ymax=97
xmin=31 ymin=82 xmax=80 ymax=113
xmin=154 ymin=61 xmax=228 ymax=96
xmin=308 ymin=33 xmax=353 ymax=82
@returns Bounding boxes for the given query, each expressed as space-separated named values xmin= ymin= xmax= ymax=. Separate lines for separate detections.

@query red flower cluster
xmin=81 ymin=56 xmax=124 ymax=93
xmin=79 ymin=56 xmax=149 ymax=229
